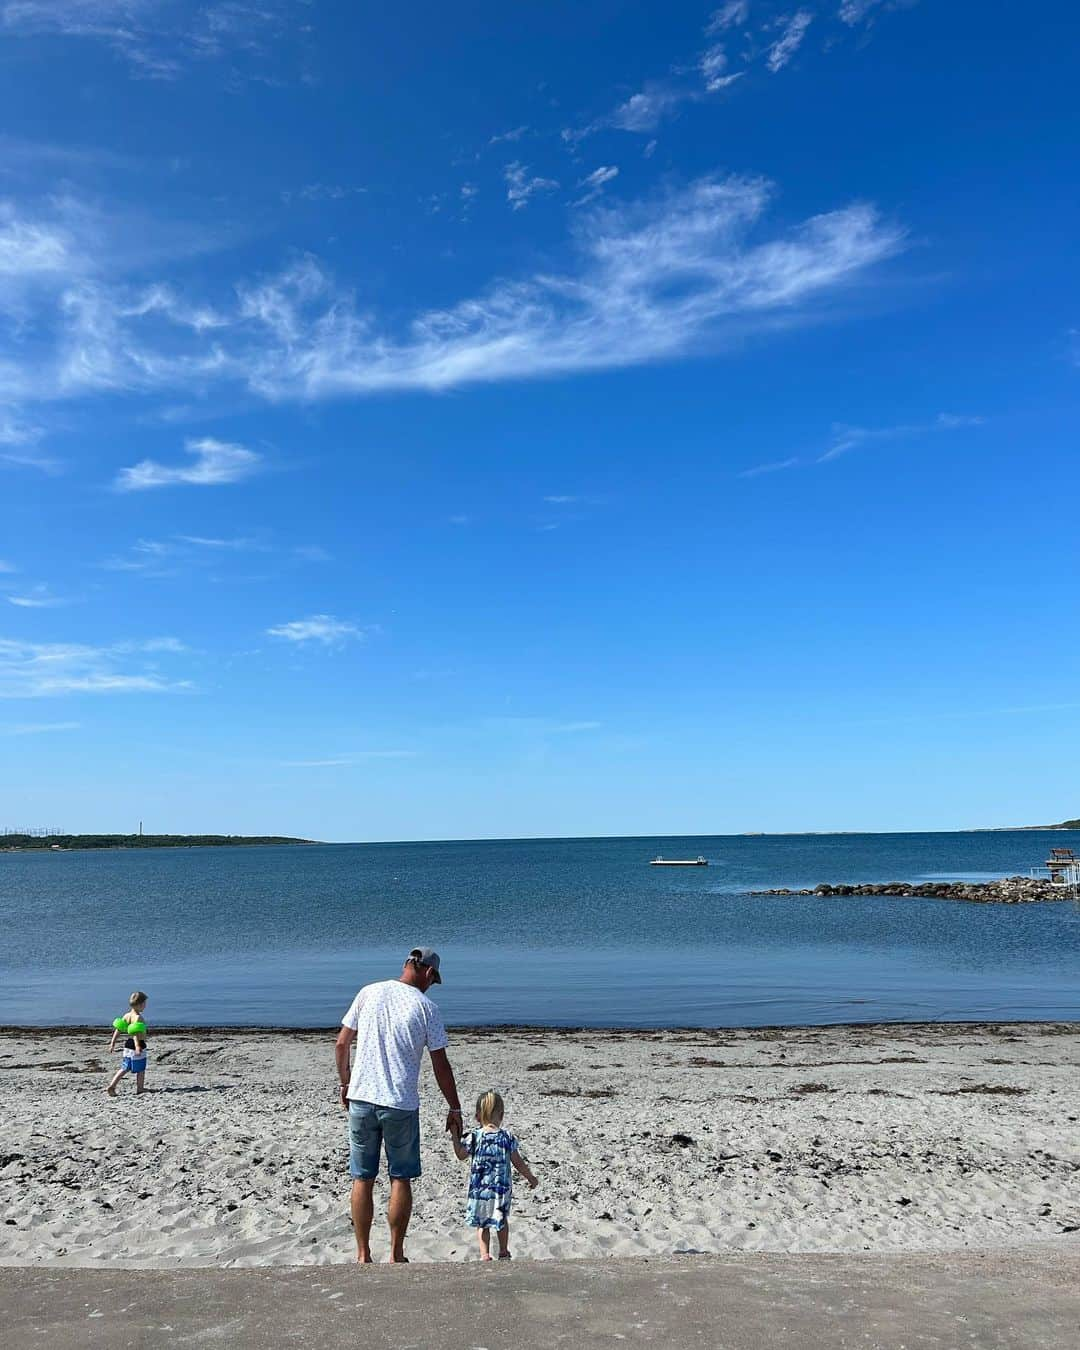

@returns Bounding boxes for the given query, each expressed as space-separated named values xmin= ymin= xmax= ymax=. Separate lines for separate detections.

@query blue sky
xmin=1 ymin=1 xmax=1078 ymax=840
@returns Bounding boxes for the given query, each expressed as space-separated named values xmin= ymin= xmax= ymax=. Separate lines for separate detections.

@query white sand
xmin=1 ymin=1022 xmax=1078 ymax=1267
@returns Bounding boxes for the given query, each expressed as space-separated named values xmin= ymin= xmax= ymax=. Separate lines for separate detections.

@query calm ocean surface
xmin=2 ymin=831 xmax=1079 ymax=1028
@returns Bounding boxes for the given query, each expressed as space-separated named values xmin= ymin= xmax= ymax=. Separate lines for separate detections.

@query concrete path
xmin=2 ymin=1247 xmax=1078 ymax=1349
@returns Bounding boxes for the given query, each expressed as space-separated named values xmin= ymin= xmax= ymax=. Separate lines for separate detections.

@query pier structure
xmin=1031 ymin=848 xmax=1080 ymax=896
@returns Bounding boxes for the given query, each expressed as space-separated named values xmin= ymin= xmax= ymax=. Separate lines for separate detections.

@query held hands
xmin=446 ymin=1109 xmax=463 ymax=1140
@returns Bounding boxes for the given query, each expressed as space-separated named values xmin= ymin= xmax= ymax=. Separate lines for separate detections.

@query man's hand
xmin=339 ymin=1084 xmax=350 ymax=1110
xmin=446 ymin=1109 xmax=463 ymax=1139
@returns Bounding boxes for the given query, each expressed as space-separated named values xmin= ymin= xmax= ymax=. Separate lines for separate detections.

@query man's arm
xmin=335 ymin=1026 xmax=356 ymax=1110
xmin=429 ymin=1047 xmax=463 ymax=1136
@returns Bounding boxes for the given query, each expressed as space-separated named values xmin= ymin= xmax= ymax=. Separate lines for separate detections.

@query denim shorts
xmin=348 ymin=1100 xmax=421 ymax=1180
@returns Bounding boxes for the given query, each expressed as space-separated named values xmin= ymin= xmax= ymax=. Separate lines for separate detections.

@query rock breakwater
xmin=750 ymin=876 xmax=1067 ymax=903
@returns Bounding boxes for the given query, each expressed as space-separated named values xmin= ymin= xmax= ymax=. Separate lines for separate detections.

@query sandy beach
xmin=1 ymin=1022 xmax=1078 ymax=1268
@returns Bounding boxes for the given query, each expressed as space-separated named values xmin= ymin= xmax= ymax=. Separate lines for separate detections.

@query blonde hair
xmin=475 ymin=1090 xmax=504 ymax=1126
xmin=129 ymin=991 xmax=148 ymax=1008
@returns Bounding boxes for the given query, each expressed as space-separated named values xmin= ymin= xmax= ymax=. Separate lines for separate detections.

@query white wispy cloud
xmin=1 ymin=0 xmax=296 ymax=81
xmin=486 ymin=716 xmax=601 ymax=734
xmin=576 ymin=166 xmax=619 ymax=205
xmin=115 ymin=437 xmax=262 ymax=491
xmin=7 ymin=584 xmax=70 ymax=608
xmin=699 ymin=43 xmax=739 ymax=92
xmin=738 ymin=456 xmax=800 ymax=477
xmin=293 ymin=544 xmax=331 ymax=562
xmin=1 ymin=720 xmax=81 ymax=734
xmin=0 ymin=178 xmax=904 ymax=414
xmin=767 ymin=11 xmax=813 ymax=73
xmin=707 ymin=1 xmax=750 ymax=32
xmin=222 ymin=179 xmax=903 ymax=395
xmin=0 ymin=413 xmax=58 ymax=472
xmin=0 ymin=635 xmax=191 ymax=697
xmin=504 ymin=161 xmax=560 ymax=211
xmin=281 ymin=751 xmax=418 ymax=767
xmin=266 ymin=615 xmax=363 ymax=646
xmin=488 ymin=126 xmax=528 ymax=147
xmin=0 ymin=206 xmax=72 ymax=279
xmin=839 ymin=0 xmax=886 ymax=24
xmin=609 ymin=83 xmax=698 ymax=134
xmin=174 ymin=534 xmax=265 ymax=551
xmin=0 ymin=560 xmax=16 ymax=573
xmin=818 ymin=412 xmax=984 ymax=463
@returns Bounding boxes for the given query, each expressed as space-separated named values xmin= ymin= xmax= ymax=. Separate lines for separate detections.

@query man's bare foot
xmin=355 ymin=1254 xmax=373 ymax=1265
xmin=498 ymin=1251 xmax=512 ymax=1260
xmin=389 ymin=1255 xmax=409 ymax=1264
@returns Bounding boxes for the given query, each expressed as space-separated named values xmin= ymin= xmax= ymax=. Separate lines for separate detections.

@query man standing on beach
xmin=335 ymin=947 xmax=463 ymax=1264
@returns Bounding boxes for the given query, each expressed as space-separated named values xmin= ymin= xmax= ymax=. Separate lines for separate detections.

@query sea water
xmin=1 ymin=831 xmax=1079 ymax=1027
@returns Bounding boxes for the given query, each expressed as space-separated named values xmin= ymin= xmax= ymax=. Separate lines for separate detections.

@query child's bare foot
xmin=105 ymin=1086 xmax=117 ymax=1097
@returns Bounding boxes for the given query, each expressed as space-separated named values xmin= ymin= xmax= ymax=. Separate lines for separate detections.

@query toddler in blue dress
xmin=453 ymin=1089 xmax=538 ymax=1260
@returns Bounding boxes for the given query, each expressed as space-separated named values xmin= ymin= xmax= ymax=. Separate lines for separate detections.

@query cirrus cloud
xmin=0 ymin=634 xmax=191 ymax=697
xmin=266 ymin=615 xmax=364 ymax=646
xmin=115 ymin=437 xmax=262 ymax=491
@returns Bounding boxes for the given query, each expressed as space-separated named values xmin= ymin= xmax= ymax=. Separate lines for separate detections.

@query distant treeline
xmin=2 ymin=834 xmax=319 ymax=850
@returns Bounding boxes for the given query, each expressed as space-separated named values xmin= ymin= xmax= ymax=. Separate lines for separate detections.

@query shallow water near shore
xmin=2 ymin=830 xmax=1079 ymax=1026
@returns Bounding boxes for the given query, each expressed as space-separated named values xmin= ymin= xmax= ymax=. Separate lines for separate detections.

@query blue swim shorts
xmin=122 ymin=1054 xmax=147 ymax=1074
xmin=348 ymin=1100 xmax=421 ymax=1180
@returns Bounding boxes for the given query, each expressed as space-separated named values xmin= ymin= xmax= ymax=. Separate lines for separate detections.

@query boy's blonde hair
xmin=475 ymin=1090 xmax=504 ymax=1126
xmin=129 ymin=991 xmax=148 ymax=1008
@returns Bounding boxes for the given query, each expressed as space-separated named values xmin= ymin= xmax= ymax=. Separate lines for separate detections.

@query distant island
xmin=1 ymin=834 xmax=319 ymax=851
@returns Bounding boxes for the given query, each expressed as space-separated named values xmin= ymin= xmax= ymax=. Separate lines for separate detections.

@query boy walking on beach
xmin=335 ymin=948 xmax=464 ymax=1264
xmin=105 ymin=991 xmax=149 ymax=1097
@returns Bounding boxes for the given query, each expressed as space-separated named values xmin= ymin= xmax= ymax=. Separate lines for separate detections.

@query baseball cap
xmin=408 ymin=947 xmax=442 ymax=983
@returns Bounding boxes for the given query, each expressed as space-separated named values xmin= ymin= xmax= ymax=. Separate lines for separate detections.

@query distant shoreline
xmin=2 ymin=825 xmax=1078 ymax=852
xmin=0 ymin=834 xmax=320 ymax=853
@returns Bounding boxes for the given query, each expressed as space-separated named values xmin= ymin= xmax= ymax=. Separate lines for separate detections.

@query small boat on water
xmin=650 ymin=856 xmax=708 ymax=866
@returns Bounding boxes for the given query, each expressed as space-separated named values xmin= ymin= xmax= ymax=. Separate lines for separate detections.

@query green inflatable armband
xmin=113 ymin=1017 xmax=126 ymax=1031
xmin=127 ymin=1020 xmax=147 ymax=1035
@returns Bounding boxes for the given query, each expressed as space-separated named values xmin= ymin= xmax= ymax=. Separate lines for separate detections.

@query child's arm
xmin=510 ymin=1149 xmax=538 ymax=1189
xmin=108 ymin=1028 xmax=119 ymax=1052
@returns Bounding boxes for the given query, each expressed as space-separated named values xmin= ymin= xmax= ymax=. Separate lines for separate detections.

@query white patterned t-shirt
xmin=342 ymin=980 xmax=449 ymax=1111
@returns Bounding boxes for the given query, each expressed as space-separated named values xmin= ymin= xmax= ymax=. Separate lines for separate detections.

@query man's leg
xmin=387 ymin=1179 xmax=412 ymax=1263
xmin=381 ymin=1106 xmax=421 ymax=1264
xmin=348 ymin=1102 xmax=381 ymax=1264
xmin=497 ymin=1220 xmax=511 ymax=1259
xmin=350 ymin=1179 xmax=375 ymax=1263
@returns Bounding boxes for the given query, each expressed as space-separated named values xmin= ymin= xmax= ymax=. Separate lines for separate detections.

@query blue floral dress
xmin=463 ymin=1127 xmax=518 ymax=1230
